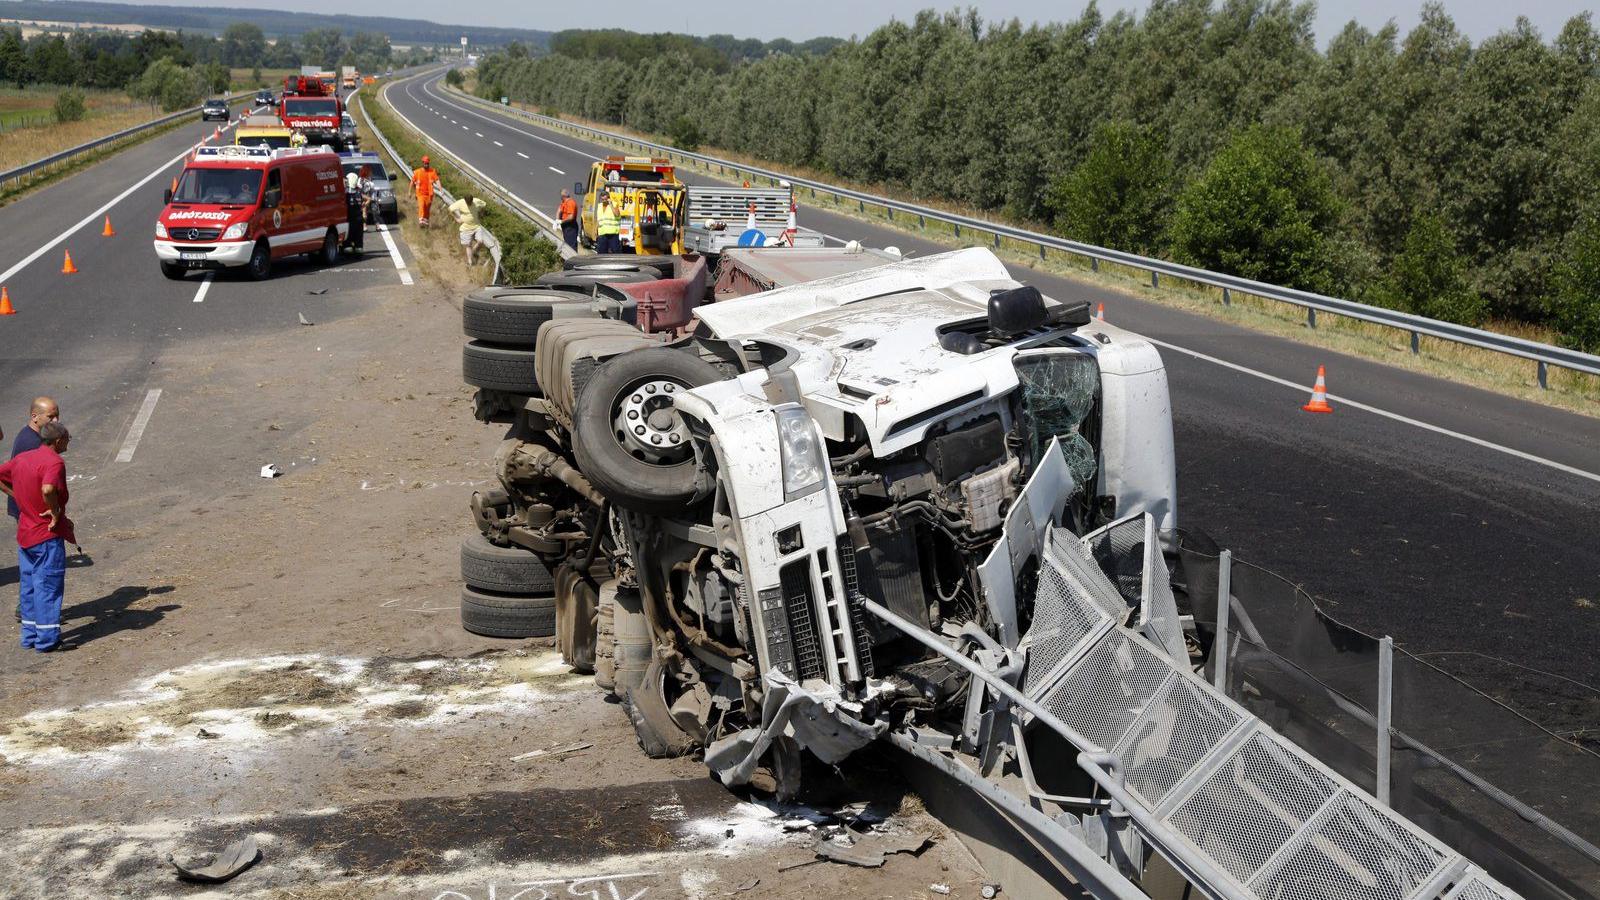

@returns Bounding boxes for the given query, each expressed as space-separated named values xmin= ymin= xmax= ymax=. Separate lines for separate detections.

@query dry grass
xmin=473 ymin=89 xmax=1600 ymax=418
xmin=0 ymin=106 xmax=165 ymax=172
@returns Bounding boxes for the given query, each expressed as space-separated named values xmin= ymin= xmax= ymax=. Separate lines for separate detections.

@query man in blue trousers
xmin=8 ymin=397 xmax=58 ymax=622
xmin=0 ymin=421 xmax=73 ymax=652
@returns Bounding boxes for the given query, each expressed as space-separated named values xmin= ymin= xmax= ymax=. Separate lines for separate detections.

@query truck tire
xmin=246 ymin=240 xmax=272 ymax=281
xmin=536 ymin=269 xmax=657 ymax=288
xmin=160 ymin=262 xmax=186 ymax=280
xmin=462 ymin=341 xmax=539 ymax=394
xmin=572 ymin=347 xmax=721 ymax=515
xmin=460 ymin=533 xmax=554 ymax=594
xmin=460 ymin=585 xmax=557 ymax=638
xmin=566 ymin=254 xmax=675 ymax=275
xmin=318 ymin=228 xmax=339 ymax=266
xmin=621 ymin=658 xmax=699 ymax=758
xmin=462 ymin=288 xmax=596 ymax=348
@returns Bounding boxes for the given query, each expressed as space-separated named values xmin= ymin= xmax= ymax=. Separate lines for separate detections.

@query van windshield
xmin=174 ymin=168 xmax=262 ymax=205
xmin=342 ymin=162 xmax=388 ymax=181
xmin=285 ymin=98 xmax=338 ymax=116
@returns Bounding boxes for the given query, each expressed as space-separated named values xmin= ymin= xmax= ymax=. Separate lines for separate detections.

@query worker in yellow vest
xmin=595 ymin=195 xmax=621 ymax=254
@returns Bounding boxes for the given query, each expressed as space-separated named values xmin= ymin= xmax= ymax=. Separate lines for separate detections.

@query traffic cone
xmin=61 ymin=250 xmax=77 ymax=274
xmin=102 ymin=216 xmax=115 ymax=237
xmin=0 ymin=287 xmax=14 ymax=316
xmin=1302 ymin=365 xmax=1333 ymax=414
xmin=1095 ymin=302 xmax=1105 ymax=320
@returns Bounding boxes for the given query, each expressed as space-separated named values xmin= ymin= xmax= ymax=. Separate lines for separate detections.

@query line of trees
xmin=544 ymin=29 xmax=844 ymax=73
xmin=475 ymin=3 xmax=1600 ymax=351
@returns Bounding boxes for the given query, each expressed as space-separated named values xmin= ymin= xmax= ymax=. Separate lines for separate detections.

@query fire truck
xmin=279 ymin=75 xmax=345 ymax=150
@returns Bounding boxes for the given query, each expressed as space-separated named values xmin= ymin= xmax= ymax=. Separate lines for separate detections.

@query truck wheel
xmin=565 ymin=253 xmax=675 ymax=275
xmin=246 ymin=240 xmax=272 ymax=280
xmin=461 ymin=533 xmax=554 ymax=594
xmin=160 ymin=262 xmax=186 ymax=280
xmin=622 ymin=658 xmax=699 ymax=758
xmin=462 ymin=341 xmax=539 ymax=394
xmin=572 ymin=347 xmax=721 ymax=515
xmin=536 ymin=269 xmax=657 ymax=287
xmin=462 ymin=288 xmax=595 ymax=348
xmin=318 ymin=228 xmax=339 ymax=265
xmin=460 ymin=585 xmax=557 ymax=638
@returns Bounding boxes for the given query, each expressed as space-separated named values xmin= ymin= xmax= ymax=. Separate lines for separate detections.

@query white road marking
xmin=416 ymin=78 xmax=602 ymax=164
xmin=1146 ymin=337 xmax=1600 ymax=486
xmin=375 ymin=222 xmax=413 ymax=285
xmin=516 ymin=151 xmax=529 ymax=159
xmin=0 ymin=136 xmax=215 ymax=285
xmin=493 ymin=140 xmax=503 ymax=147
xmin=548 ymin=166 xmax=565 ymax=175
xmin=114 ymin=389 xmax=163 ymax=463
xmin=475 ymin=131 xmax=484 ymax=137
xmin=191 ymin=273 xmax=214 ymax=303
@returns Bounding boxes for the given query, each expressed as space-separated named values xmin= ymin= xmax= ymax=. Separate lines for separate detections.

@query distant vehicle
xmin=200 ymin=98 xmax=229 ymax=122
xmin=339 ymin=151 xmax=398 ymax=225
xmin=155 ymin=145 xmax=348 ymax=281
xmin=341 ymin=65 xmax=358 ymax=89
xmin=253 ymin=90 xmax=274 ymax=107
xmin=338 ymin=113 xmax=359 ymax=149
xmin=235 ymin=114 xmax=293 ymax=151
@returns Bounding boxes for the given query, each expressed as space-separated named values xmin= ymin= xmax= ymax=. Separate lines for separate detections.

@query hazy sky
xmin=116 ymin=0 xmax=1596 ymax=46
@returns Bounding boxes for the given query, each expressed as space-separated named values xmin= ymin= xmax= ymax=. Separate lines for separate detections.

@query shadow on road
xmin=59 ymin=584 xmax=178 ymax=650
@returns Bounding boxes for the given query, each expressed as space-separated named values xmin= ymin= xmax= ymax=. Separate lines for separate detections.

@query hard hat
xmin=421 ymin=155 xmax=430 ymax=164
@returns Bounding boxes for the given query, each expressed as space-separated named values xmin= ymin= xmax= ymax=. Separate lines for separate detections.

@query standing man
xmin=411 ymin=155 xmax=441 ymax=227
xmin=343 ymin=169 xmax=365 ymax=253
xmin=595 ymin=195 xmax=621 ymax=255
xmin=557 ymin=189 xmax=579 ymax=251
xmin=9 ymin=397 xmax=57 ymax=622
xmin=0 ymin=422 xmax=73 ymax=653
xmin=448 ymin=195 xmax=489 ymax=265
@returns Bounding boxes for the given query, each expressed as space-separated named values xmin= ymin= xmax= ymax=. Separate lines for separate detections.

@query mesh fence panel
xmin=1021 ymin=556 xmax=1109 ymax=696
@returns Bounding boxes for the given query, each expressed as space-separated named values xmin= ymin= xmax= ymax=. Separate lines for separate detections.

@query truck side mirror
xmin=163 ymin=188 xmax=173 ymax=205
xmin=574 ymin=181 xmax=584 ymax=196
xmin=263 ymin=187 xmax=281 ymax=208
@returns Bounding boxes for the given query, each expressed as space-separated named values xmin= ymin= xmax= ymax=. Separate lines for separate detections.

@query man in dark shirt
xmin=0 ymin=421 xmax=73 ymax=652
xmin=8 ymin=397 xmax=56 ymax=622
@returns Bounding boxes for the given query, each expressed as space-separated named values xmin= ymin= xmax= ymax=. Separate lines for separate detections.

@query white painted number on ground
xmin=430 ymin=872 xmax=654 ymax=900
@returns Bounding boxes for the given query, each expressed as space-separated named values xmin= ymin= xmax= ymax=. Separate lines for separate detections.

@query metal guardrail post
xmin=1308 ymin=307 xmax=1317 ymax=329
xmin=1377 ymin=635 xmax=1394 ymax=806
xmin=1222 ymin=286 xmax=1230 ymax=306
xmin=1538 ymin=361 xmax=1549 ymax=390
xmin=1213 ymin=550 xmax=1232 ymax=691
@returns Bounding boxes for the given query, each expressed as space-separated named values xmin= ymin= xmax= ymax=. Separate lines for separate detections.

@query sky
xmin=107 ymin=0 xmax=1597 ymax=46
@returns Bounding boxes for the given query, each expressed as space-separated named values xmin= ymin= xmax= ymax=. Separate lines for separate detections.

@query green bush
xmin=1170 ymin=126 xmax=1345 ymax=295
xmin=1376 ymin=213 xmax=1485 ymax=324
xmin=445 ymin=68 xmax=465 ymax=88
xmin=667 ymin=114 xmax=701 ymax=152
xmin=1044 ymin=120 xmax=1171 ymax=256
xmin=52 ymin=88 xmax=86 ymax=123
xmin=1551 ymin=215 xmax=1600 ymax=352
xmin=128 ymin=58 xmax=205 ymax=112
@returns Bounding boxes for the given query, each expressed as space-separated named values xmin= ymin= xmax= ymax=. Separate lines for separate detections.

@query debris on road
xmin=929 ymin=884 xmax=951 ymax=895
xmin=167 ymin=834 xmax=259 ymax=884
xmin=259 ymin=464 xmax=283 ymax=478
xmin=307 ymin=288 xmax=328 ymax=295
xmin=813 ymin=830 xmax=931 ymax=868
xmin=509 ymin=740 xmax=592 ymax=761
xmin=298 ymin=312 xmax=315 ymax=325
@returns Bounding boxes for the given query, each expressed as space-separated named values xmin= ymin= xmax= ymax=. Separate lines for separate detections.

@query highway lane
xmin=390 ymin=71 xmax=1600 ymax=692
xmin=0 ymin=108 xmax=417 ymax=544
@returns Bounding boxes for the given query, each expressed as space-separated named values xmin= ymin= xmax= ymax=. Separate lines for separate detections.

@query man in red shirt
xmin=0 ymin=421 xmax=73 ymax=652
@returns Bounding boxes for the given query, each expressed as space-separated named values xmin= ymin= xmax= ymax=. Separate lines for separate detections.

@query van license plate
xmin=180 ymin=252 xmax=207 ymax=261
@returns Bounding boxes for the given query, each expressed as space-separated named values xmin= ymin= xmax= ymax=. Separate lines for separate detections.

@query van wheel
xmin=160 ymin=262 xmax=186 ymax=280
xmin=318 ymin=228 xmax=339 ymax=265
xmin=572 ymin=348 xmax=721 ymax=515
xmin=246 ymin=240 xmax=272 ymax=280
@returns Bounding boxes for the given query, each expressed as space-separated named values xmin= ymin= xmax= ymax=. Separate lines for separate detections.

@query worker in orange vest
xmin=556 ymin=189 xmax=579 ymax=250
xmin=410 ymin=155 xmax=441 ymax=227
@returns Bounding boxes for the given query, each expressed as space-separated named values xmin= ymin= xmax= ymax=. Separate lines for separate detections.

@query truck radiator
xmin=835 ymin=542 xmax=877 ymax=679
xmin=779 ymin=560 xmax=824 ymax=681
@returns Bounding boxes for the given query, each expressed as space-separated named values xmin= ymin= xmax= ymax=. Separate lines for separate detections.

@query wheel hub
xmin=614 ymin=378 xmax=691 ymax=464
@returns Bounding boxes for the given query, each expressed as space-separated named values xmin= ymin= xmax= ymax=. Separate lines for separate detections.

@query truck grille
xmin=779 ymin=560 xmax=824 ymax=681
xmin=172 ymin=227 xmax=224 ymax=242
xmin=836 ymin=542 xmax=877 ymax=678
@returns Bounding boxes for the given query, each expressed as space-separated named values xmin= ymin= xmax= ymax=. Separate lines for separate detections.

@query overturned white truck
xmin=467 ymin=248 xmax=1530 ymax=900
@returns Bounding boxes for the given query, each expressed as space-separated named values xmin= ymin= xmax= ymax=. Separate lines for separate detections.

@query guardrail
xmin=441 ymin=83 xmax=1600 ymax=388
xmin=0 ymin=93 xmax=250 ymax=194
xmin=366 ymin=75 xmax=574 ymax=278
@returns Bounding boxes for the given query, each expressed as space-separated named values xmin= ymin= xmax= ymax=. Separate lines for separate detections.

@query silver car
xmin=338 ymin=113 xmax=360 ymax=150
xmin=339 ymin=152 xmax=397 ymax=225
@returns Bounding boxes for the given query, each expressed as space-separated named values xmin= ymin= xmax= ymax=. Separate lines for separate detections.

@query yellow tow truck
xmin=234 ymin=114 xmax=294 ymax=150
xmin=576 ymin=156 xmax=686 ymax=255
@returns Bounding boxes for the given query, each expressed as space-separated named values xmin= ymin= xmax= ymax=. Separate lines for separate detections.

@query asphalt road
xmin=0 ymin=106 xmax=416 ymax=546
xmin=389 ymin=72 xmax=1600 ymax=694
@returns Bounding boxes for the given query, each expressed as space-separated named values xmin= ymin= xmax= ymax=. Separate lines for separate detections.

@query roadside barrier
xmin=0 ymin=93 xmax=251 ymax=195
xmin=441 ymin=83 xmax=1600 ymax=389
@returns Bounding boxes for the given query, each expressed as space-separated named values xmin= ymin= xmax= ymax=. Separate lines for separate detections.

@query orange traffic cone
xmin=61 ymin=250 xmax=77 ymax=274
xmin=102 ymin=216 xmax=115 ymax=237
xmin=1095 ymin=302 xmax=1105 ymax=320
xmin=1302 ymin=365 xmax=1333 ymax=414
xmin=0 ymin=287 xmax=14 ymax=316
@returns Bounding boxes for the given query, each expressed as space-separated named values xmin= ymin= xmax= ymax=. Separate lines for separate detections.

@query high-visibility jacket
xmin=557 ymin=197 xmax=578 ymax=223
xmin=596 ymin=205 xmax=620 ymax=236
xmin=411 ymin=166 xmax=440 ymax=198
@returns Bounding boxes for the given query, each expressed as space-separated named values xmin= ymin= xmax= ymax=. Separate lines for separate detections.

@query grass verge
xmin=361 ymin=84 xmax=560 ymax=290
xmin=456 ymin=86 xmax=1600 ymax=418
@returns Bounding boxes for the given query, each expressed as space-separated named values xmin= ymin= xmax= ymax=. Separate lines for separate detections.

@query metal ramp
xmin=1009 ymin=512 xmax=1525 ymax=900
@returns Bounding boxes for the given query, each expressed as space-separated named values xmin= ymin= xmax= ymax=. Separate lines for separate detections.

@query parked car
xmin=338 ymin=151 xmax=398 ymax=225
xmin=155 ymin=145 xmax=349 ymax=280
xmin=338 ymin=113 xmax=360 ymax=150
xmin=200 ymin=98 xmax=230 ymax=122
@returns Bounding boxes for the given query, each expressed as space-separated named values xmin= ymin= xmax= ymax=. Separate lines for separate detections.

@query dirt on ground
xmin=0 ymin=270 xmax=987 ymax=899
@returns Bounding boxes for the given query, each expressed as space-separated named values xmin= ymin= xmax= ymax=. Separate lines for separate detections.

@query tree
xmin=300 ymin=29 xmax=346 ymax=70
xmin=220 ymin=23 xmax=265 ymax=68
xmin=444 ymin=67 xmax=464 ymax=87
xmin=1169 ymin=125 xmax=1344 ymax=293
xmin=1550 ymin=215 xmax=1600 ymax=352
xmin=201 ymin=61 xmax=229 ymax=94
xmin=1377 ymin=213 xmax=1484 ymax=324
xmin=0 ymin=27 xmax=31 ymax=88
xmin=1044 ymin=120 xmax=1172 ymax=255
xmin=53 ymin=87 xmax=86 ymax=122
xmin=349 ymin=32 xmax=391 ymax=70
xmin=128 ymin=57 xmax=204 ymax=111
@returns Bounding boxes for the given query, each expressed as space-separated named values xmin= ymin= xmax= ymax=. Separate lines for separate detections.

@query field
xmin=0 ymin=86 xmax=181 ymax=175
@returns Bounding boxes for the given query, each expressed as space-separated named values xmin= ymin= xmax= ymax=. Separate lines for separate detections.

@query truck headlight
xmin=776 ymin=404 xmax=824 ymax=499
xmin=220 ymin=222 xmax=247 ymax=240
xmin=377 ymin=189 xmax=393 ymax=200
xmin=154 ymin=222 xmax=168 ymax=239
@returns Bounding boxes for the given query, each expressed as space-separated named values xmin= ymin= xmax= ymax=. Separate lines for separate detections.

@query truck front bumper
xmin=154 ymin=240 xmax=254 ymax=268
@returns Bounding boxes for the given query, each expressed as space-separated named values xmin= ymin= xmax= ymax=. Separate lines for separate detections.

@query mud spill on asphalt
xmin=0 ymin=649 xmax=587 ymax=763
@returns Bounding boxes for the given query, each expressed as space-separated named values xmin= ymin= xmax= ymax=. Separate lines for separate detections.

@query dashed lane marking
xmin=191 ymin=273 xmax=213 ymax=303
xmin=475 ymin=131 xmax=484 ymax=137
xmin=493 ymin=140 xmax=503 ymax=147
xmin=114 ymin=389 xmax=162 ymax=464
xmin=548 ymin=166 xmax=565 ymax=175
xmin=375 ymin=223 xmax=413 ymax=285
xmin=516 ymin=151 xmax=529 ymax=159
